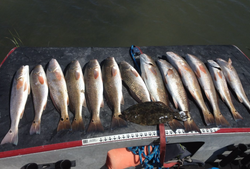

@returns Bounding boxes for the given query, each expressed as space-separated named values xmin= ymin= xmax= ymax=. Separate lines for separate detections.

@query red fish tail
xmin=1 ymin=128 xmax=18 ymax=145
xmin=72 ymin=117 xmax=85 ymax=131
xmin=202 ymin=109 xmax=215 ymax=126
xmin=168 ymin=119 xmax=184 ymax=132
xmin=87 ymin=118 xmax=104 ymax=133
xmin=30 ymin=120 xmax=41 ymax=135
xmin=111 ymin=115 xmax=127 ymax=129
xmin=214 ymin=112 xmax=230 ymax=127
xmin=57 ymin=116 xmax=71 ymax=132
xmin=183 ymin=119 xmax=201 ymax=133
xmin=231 ymin=109 xmax=243 ymax=121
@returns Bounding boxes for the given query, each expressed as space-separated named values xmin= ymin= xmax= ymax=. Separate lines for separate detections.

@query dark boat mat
xmin=0 ymin=45 xmax=250 ymax=152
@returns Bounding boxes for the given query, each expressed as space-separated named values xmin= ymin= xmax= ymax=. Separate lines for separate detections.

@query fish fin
xmin=111 ymin=67 xmax=118 ymax=77
xmin=217 ymin=72 xmax=223 ymax=79
xmin=24 ymin=82 xmax=28 ymax=91
xmin=166 ymin=69 xmax=174 ymax=76
xmin=72 ymin=117 xmax=85 ymax=131
xmin=130 ymin=68 xmax=139 ymax=77
xmin=100 ymin=97 xmax=105 ymax=108
xmin=231 ymin=109 xmax=243 ymax=121
xmin=213 ymin=74 xmax=217 ymax=81
xmin=20 ymin=109 xmax=25 ymax=119
xmin=121 ymin=95 xmax=124 ymax=105
xmin=173 ymin=97 xmax=178 ymax=109
xmin=87 ymin=118 xmax=104 ymax=133
xmin=50 ymin=93 xmax=60 ymax=112
xmin=55 ymin=71 xmax=62 ymax=81
xmin=16 ymin=79 xmax=24 ymax=90
xmin=129 ymin=88 xmax=142 ymax=103
xmin=43 ymin=102 xmax=47 ymax=110
xmin=30 ymin=120 xmax=41 ymax=135
xmin=57 ymin=117 xmax=71 ymax=131
xmin=149 ymin=66 xmax=157 ymax=76
xmin=38 ymin=75 xmax=45 ymax=84
xmin=168 ymin=119 xmax=184 ymax=132
xmin=194 ymin=68 xmax=201 ymax=78
xmin=228 ymin=58 xmax=233 ymax=69
xmin=75 ymin=70 xmax=81 ymax=80
xmin=183 ymin=65 xmax=193 ymax=73
xmin=214 ymin=113 xmax=230 ymax=127
xmin=1 ymin=128 xmax=18 ymax=145
xmin=111 ymin=115 xmax=127 ymax=129
xmin=94 ymin=68 xmax=99 ymax=79
xmin=202 ymin=109 xmax=215 ymax=126
xmin=183 ymin=118 xmax=201 ymax=133
xmin=236 ymin=93 xmax=244 ymax=103
xmin=199 ymin=65 xmax=207 ymax=74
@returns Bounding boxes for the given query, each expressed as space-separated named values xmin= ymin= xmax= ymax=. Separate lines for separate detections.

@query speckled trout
xmin=157 ymin=59 xmax=200 ymax=132
xmin=216 ymin=58 xmax=250 ymax=111
xmin=119 ymin=61 xmax=150 ymax=103
xmin=1 ymin=65 xmax=30 ymax=145
xmin=47 ymin=59 xmax=71 ymax=131
xmin=84 ymin=59 xmax=104 ymax=133
xmin=65 ymin=60 xmax=86 ymax=131
xmin=185 ymin=54 xmax=230 ymax=127
xmin=102 ymin=57 xmax=126 ymax=129
xmin=166 ymin=52 xmax=215 ymax=126
xmin=207 ymin=60 xmax=243 ymax=121
xmin=30 ymin=65 xmax=48 ymax=135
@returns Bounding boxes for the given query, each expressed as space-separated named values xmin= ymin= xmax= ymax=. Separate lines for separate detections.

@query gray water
xmin=1 ymin=0 xmax=250 ymax=62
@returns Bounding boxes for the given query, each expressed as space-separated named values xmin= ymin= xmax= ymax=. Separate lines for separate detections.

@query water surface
xmin=0 ymin=0 xmax=250 ymax=61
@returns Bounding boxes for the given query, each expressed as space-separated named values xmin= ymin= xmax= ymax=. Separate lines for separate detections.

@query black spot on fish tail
xmin=57 ymin=117 xmax=71 ymax=132
xmin=72 ymin=117 xmax=85 ymax=131
xmin=87 ymin=118 xmax=104 ymax=133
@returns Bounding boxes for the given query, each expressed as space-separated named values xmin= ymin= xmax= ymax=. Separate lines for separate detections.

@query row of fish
xmin=1 ymin=51 xmax=249 ymax=145
xmin=144 ymin=52 xmax=248 ymax=130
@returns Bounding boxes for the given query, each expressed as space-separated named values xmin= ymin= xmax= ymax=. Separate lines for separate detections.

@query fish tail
xmin=183 ymin=112 xmax=201 ymax=133
xmin=72 ymin=117 xmax=85 ymax=131
xmin=57 ymin=117 xmax=71 ymax=132
xmin=168 ymin=119 xmax=184 ymax=132
xmin=1 ymin=128 xmax=18 ymax=145
xmin=202 ymin=109 xmax=215 ymax=126
xmin=231 ymin=109 xmax=243 ymax=121
xmin=111 ymin=115 xmax=127 ymax=129
xmin=214 ymin=111 xmax=230 ymax=127
xmin=87 ymin=118 xmax=104 ymax=133
xmin=30 ymin=120 xmax=41 ymax=135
